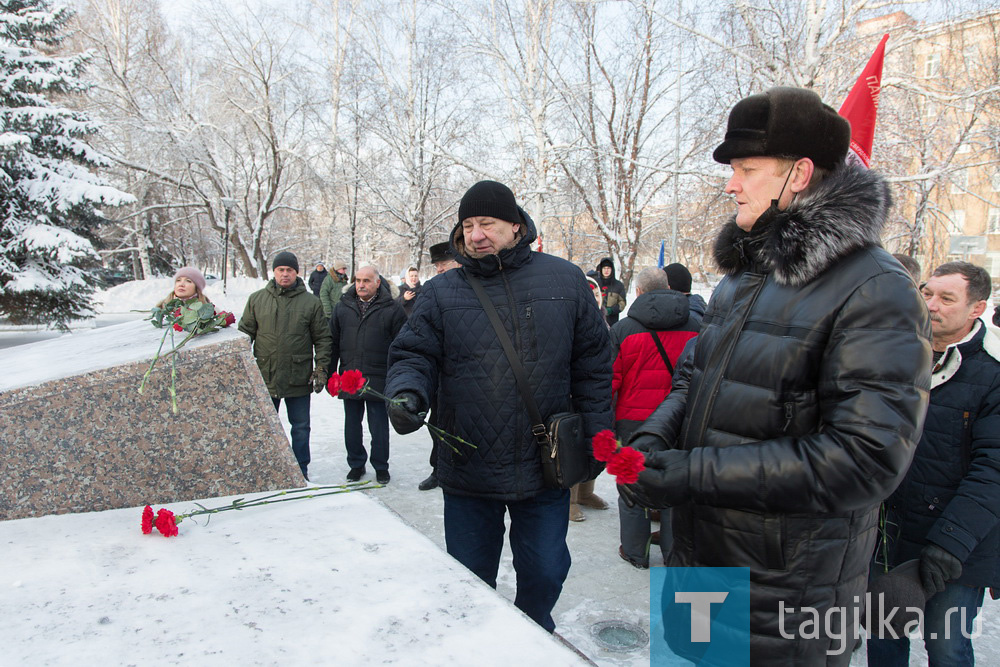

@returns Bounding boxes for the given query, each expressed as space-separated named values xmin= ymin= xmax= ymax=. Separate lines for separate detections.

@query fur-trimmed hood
xmin=713 ymin=165 xmax=892 ymax=286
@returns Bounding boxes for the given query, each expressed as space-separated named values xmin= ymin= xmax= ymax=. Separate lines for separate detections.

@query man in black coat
xmin=307 ymin=262 xmax=328 ymax=296
xmin=868 ymin=261 xmax=999 ymax=666
xmin=622 ymin=87 xmax=932 ymax=664
xmin=330 ymin=265 xmax=406 ymax=484
xmin=385 ymin=180 xmax=613 ymax=633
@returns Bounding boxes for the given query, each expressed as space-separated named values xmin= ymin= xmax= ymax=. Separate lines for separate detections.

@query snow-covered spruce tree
xmin=0 ymin=0 xmax=133 ymax=326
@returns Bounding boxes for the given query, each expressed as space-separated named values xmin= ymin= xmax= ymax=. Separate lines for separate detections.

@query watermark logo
xmin=651 ymin=567 xmax=750 ymax=666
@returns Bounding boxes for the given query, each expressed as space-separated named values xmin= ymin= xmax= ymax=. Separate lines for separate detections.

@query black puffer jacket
xmin=634 ymin=166 xmax=932 ymax=665
xmin=386 ymin=211 xmax=613 ymax=501
xmin=330 ymin=281 xmax=406 ymax=397
xmin=882 ymin=321 xmax=1000 ymax=587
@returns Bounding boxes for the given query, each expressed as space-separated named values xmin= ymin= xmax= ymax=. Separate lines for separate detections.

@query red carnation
xmin=222 ymin=312 xmax=236 ymax=327
xmin=340 ymin=369 xmax=365 ymax=394
xmin=172 ymin=323 xmax=183 ymax=332
xmin=606 ymin=446 xmax=646 ymax=485
xmin=172 ymin=308 xmax=181 ymax=317
xmin=327 ymin=373 xmax=342 ymax=396
xmin=155 ymin=508 xmax=179 ymax=537
xmin=141 ymin=505 xmax=154 ymax=534
xmin=591 ymin=429 xmax=619 ymax=462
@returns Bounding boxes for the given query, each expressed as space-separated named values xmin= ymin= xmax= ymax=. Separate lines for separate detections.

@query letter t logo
xmin=675 ymin=591 xmax=729 ymax=642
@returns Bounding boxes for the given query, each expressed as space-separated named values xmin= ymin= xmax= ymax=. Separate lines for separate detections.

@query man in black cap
xmin=239 ymin=251 xmax=332 ymax=481
xmin=416 ymin=240 xmax=462 ymax=491
xmin=621 ymin=87 xmax=933 ymax=663
xmin=385 ymin=181 xmax=613 ymax=633
xmin=663 ymin=262 xmax=706 ymax=323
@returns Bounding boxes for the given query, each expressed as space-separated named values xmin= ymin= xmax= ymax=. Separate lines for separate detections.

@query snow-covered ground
xmin=1 ymin=277 xmax=997 ymax=666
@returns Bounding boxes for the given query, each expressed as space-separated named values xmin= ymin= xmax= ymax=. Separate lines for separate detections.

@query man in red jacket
xmin=610 ymin=267 xmax=699 ymax=567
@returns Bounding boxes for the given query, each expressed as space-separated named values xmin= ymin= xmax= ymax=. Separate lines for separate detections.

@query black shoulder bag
xmin=466 ymin=274 xmax=590 ymax=489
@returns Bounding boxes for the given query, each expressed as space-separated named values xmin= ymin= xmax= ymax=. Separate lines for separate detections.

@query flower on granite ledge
xmin=138 ymin=299 xmax=240 ymax=414
xmin=155 ymin=508 xmax=178 ymax=537
xmin=141 ymin=482 xmax=384 ymax=537
xmin=141 ymin=505 xmax=154 ymax=534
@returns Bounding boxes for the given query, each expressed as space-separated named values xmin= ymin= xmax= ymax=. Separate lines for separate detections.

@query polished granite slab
xmin=0 ymin=323 xmax=302 ymax=521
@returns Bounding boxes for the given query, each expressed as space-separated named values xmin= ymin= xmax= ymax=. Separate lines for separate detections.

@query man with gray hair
xmin=609 ymin=267 xmax=699 ymax=567
xmin=622 ymin=87 xmax=932 ymax=663
xmin=329 ymin=264 xmax=406 ymax=484
xmin=868 ymin=261 xmax=999 ymax=666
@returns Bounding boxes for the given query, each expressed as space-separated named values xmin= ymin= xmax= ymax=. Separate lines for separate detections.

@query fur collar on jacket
xmin=713 ymin=165 xmax=892 ymax=286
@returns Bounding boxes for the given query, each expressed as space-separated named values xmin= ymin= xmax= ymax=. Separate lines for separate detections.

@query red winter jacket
xmin=610 ymin=289 xmax=699 ymax=424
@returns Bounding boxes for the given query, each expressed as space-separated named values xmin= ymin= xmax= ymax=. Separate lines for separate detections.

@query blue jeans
xmin=443 ymin=488 xmax=571 ymax=633
xmin=343 ymin=398 xmax=389 ymax=471
xmin=272 ymin=395 xmax=310 ymax=473
xmin=867 ymin=582 xmax=984 ymax=666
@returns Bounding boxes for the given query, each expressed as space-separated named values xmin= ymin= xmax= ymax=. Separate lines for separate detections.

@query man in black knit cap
xmin=239 ymin=251 xmax=331 ymax=481
xmin=385 ymin=181 xmax=613 ymax=633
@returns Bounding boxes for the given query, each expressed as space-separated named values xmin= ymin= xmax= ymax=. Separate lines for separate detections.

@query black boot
xmin=418 ymin=472 xmax=438 ymax=491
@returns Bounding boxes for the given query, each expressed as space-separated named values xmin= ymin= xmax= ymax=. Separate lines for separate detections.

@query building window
xmin=989 ymin=208 xmax=1000 ymax=234
xmin=951 ymin=210 xmax=966 ymax=232
xmin=925 ymin=52 xmax=940 ymax=77
xmin=950 ymin=170 xmax=967 ymax=194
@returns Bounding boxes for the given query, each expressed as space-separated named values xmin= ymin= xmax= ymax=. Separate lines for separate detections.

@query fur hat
xmin=272 ymin=251 xmax=299 ymax=273
xmin=429 ymin=242 xmax=454 ymax=264
xmin=864 ymin=560 xmax=930 ymax=638
xmin=173 ymin=267 xmax=206 ymax=292
xmin=713 ymin=87 xmax=851 ymax=170
xmin=664 ymin=263 xmax=692 ymax=293
xmin=458 ymin=181 xmax=521 ymax=225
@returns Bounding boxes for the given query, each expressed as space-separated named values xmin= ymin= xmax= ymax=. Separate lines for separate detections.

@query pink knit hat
xmin=174 ymin=267 xmax=206 ymax=292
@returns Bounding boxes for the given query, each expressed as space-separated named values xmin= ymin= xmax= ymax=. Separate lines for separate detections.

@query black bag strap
xmin=648 ymin=330 xmax=674 ymax=376
xmin=466 ymin=274 xmax=549 ymax=446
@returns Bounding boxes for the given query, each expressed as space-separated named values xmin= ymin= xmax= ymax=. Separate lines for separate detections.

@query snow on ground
xmin=1 ymin=277 xmax=998 ymax=665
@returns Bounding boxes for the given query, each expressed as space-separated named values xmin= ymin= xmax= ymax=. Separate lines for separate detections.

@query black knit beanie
xmin=458 ymin=181 xmax=521 ymax=225
xmin=664 ymin=263 xmax=692 ymax=293
xmin=272 ymin=251 xmax=299 ymax=273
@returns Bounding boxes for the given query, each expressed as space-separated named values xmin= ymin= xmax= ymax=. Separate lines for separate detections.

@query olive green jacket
xmin=238 ymin=278 xmax=333 ymax=398
xmin=320 ymin=271 xmax=348 ymax=318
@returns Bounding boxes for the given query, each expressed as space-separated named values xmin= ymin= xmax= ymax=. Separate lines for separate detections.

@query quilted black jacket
xmin=386 ymin=210 xmax=614 ymax=501
xmin=882 ymin=320 xmax=1000 ymax=587
xmin=634 ymin=166 xmax=932 ymax=664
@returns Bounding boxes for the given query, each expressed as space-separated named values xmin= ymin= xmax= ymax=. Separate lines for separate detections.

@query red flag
xmin=838 ymin=34 xmax=889 ymax=168
xmin=536 ymin=232 xmax=543 ymax=253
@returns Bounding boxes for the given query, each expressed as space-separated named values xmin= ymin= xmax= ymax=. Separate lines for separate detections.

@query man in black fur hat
xmin=621 ymin=87 xmax=933 ymax=664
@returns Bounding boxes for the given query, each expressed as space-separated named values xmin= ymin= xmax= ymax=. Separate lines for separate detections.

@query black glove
xmin=919 ymin=544 xmax=962 ymax=595
xmin=311 ymin=367 xmax=327 ymax=394
xmin=388 ymin=391 xmax=426 ymax=435
xmin=618 ymin=449 xmax=690 ymax=510
xmin=628 ymin=433 xmax=669 ymax=454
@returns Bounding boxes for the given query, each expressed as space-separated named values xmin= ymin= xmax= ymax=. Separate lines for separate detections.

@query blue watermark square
xmin=651 ymin=567 xmax=751 ymax=666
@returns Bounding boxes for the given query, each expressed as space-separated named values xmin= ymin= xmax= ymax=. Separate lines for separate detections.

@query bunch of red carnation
xmin=326 ymin=369 xmax=366 ymax=396
xmin=141 ymin=505 xmax=178 ymax=537
xmin=591 ymin=430 xmax=645 ymax=485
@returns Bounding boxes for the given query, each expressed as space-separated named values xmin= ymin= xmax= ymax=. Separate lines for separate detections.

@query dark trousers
xmin=866 ymin=581 xmax=984 ymax=666
xmin=272 ymin=395 xmax=310 ymax=473
xmin=619 ymin=497 xmax=673 ymax=566
xmin=343 ymin=398 xmax=389 ymax=471
xmin=443 ymin=489 xmax=571 ymax=633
